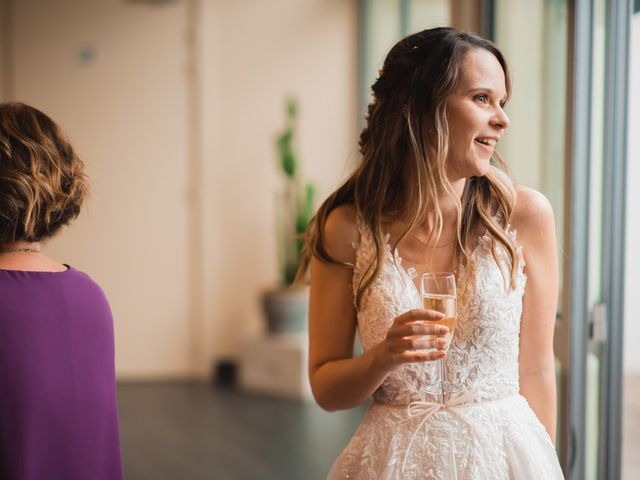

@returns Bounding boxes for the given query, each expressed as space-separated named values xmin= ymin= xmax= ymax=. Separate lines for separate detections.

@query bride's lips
xmin=474 ymin=139 xmax=495 ymax=152
xmin=473 ymin=136 xmax=499 ymax=153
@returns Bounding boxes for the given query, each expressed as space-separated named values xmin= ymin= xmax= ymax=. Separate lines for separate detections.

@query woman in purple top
xmin=0 ymin=103 xmax=124 ymax=479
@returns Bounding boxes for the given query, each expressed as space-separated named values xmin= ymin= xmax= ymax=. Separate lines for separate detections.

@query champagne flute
xmin=421 ymin=272 xmax=457 ymax=404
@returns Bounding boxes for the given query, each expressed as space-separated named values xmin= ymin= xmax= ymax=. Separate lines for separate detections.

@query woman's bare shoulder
xmin=511 ymin=185 xmax=556 ymax=247
xmin=512 ymin=185 xmax=554 ymax=222
xmin=322 ymin=204 xmax=359 ymax=265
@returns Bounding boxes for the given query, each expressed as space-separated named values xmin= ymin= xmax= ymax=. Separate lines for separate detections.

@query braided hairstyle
xmin=298 ymin=27 xmax=519 ymax=307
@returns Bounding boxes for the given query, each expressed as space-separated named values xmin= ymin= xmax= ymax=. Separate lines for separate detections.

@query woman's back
xmin=0 ymin=267 xmax=123 ymax=480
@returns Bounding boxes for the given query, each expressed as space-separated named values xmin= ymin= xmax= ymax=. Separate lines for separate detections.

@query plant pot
xmin=261 ymin=286 xmax=309 ymax=334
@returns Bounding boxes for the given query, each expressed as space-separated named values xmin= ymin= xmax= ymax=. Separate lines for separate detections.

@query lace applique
xmin=328 ymin=218 xmax=563 ymax=480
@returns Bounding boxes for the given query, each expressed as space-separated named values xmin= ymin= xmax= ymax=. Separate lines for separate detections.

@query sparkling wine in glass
xmin=421 ymin=272 xmax=457 ymax=402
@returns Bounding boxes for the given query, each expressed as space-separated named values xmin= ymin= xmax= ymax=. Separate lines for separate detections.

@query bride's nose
xmin=490 ymin=106 xmax=510 ymax=130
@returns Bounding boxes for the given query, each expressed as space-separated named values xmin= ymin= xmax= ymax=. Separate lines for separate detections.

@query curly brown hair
xmin=0 ymin=102 xmax=89 ymax=242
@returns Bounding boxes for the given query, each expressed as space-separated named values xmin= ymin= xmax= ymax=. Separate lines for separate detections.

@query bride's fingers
xmin=395 ymin=309 xmax=445 ymax=324
xmin=402 ymin=350 xmax=446 ymax=363
xmin=389 ymin=323 xmax=449 ymax=339
xmin=401 ymin=336 xmax=446 ymax=350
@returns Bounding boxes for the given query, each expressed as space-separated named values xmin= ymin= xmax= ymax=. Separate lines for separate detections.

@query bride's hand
xmin=372 ymin=309 xmax=448 ymax=372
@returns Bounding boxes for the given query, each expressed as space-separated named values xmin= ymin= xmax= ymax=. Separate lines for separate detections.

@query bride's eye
xmin=474 ymin=94 xmax=488 ymax=104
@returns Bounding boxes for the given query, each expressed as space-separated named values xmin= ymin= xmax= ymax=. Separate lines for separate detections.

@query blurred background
xmin=0 ymin=0 xmax=637 ymax=479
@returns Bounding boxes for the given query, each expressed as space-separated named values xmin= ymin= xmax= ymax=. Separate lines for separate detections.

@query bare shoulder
xmin=322 ymin=204 xmax=359 ymax=265
xmin=510 ymin=185 xmax=556 ymax=252
xmin=511 ymin=186 xmax=554 ymax=230
xmin=512 ymin=186 xmax=554 ymax=222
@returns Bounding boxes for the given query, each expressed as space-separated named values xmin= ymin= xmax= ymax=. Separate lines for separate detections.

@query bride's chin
xmin=473 ymin=159 xmax=492 ymax=176
xmin=447 ymin=159 xmax=491 ymax=181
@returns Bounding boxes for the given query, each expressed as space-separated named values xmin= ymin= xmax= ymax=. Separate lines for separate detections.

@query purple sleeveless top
xmin=0 ymin=266 xmax=124 ymax=480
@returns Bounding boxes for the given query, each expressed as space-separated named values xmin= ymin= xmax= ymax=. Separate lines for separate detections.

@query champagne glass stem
xmin=438 ymin=358 xmax=446 ymax=404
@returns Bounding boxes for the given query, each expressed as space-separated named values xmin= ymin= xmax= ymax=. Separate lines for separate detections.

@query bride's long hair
xmin=298 ymin=27 xmax=519 ymax=307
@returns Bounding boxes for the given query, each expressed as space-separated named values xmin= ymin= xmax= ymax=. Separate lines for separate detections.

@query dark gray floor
xmin=117 ymin=382 xmax=365 ymax=480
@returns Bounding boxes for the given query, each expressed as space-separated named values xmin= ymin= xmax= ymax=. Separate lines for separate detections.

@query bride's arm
xmin=308 ymin=205 xmax=388 ymax=411
xmin=513 ymin=186 xmax=559 ymax=444
xmin=308 ymin=205 xmax=447 ymax=412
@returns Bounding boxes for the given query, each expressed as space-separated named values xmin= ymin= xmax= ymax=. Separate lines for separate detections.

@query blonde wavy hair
xmin=0 ymin=102 xmax=89 ymax=242
xmin=298 ymin=27 xmax=519 ymax=307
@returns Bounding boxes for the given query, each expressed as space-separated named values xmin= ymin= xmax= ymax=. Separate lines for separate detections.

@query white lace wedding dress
xmin=327 ymin=218 xmax=565 ymax=479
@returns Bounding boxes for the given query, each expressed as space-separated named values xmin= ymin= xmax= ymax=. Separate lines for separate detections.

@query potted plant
xmin=262 ymin=98 xmax=315 ymax=334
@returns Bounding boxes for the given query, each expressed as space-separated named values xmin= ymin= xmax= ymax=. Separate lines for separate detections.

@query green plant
xmin=275 ymin=97 xmax=315 ymax=285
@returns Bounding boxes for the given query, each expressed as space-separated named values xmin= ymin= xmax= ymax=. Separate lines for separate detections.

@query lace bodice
xmin=352 ymin=217 xmax=526 ymax=406
xmin=326 ymin=218 xmax=565 ymax=479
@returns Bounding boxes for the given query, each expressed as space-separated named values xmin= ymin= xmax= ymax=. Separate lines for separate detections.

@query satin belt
xmin=376 ymin=387 xmax=517 ymax=476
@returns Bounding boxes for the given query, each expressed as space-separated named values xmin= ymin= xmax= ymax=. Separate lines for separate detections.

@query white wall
xmin=201 ymin=0 xmax=358 ymax=366
xmin=624 ymin=13 xmax=640 ymax=374
xmin=494 ymin=0 xmax=544 ymax=191
xmin=0 ymin=1 xmax=4 ymax=100
xmin=0 ymin=0 xmax=11 ymax=100
xmin=7 ymin=0 xmax=357 ymax=379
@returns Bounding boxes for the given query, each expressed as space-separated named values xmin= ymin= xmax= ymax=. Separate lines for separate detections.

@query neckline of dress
xmin=383 ymin=231 xmax=492 ymax=300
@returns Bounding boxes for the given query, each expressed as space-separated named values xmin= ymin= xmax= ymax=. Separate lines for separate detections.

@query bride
xmin=298 ymin=27 xmax=565 ymax=479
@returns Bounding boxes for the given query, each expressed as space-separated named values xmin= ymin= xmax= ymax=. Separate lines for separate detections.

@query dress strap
xmin=351 ymin=215 xmax=373 ymax=299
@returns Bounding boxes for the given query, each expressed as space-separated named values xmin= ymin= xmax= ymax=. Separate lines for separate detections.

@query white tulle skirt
xmin=327 ymin=394 xmax=564 ymax=480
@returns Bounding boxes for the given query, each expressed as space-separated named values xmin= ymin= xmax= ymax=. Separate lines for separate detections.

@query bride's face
xmin=445 ymin=48 xmax=510 ymax=180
